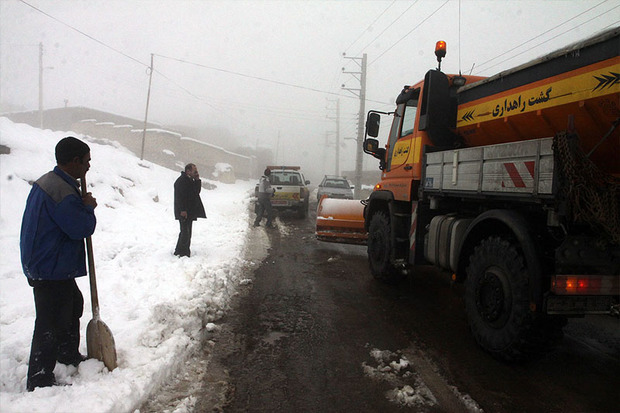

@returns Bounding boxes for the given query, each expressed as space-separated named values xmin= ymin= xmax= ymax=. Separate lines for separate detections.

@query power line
xmin=151 ymin=67 xmax=218 ymax=109
xmin=15 ymin=0 xmax=220 ymax=113
xmin=18 ymin=0 xmax=148 ymax=69
xmin=14 ymin=0 xmax=385 ymax=114
xmin=153 ymin=53 xmax=391 ymax=107
xmin=333 ymin=1 xmax=398 ymax=93
xmin=17 ymin=0 xmax=372 ymax=112
xmin=369 ymin=0 xmax=450 ymax=66
xmin=356 ymin=0 xmax=419 ymax=56
xmin=151 ymin=73 xmax=350 ymax=123
xmin=344 ymin=0 xmax=397 ymax=53
xmin=153 ymin=53 xmax=347 ymax=98
xmin=458 ymin=0 xmax=462 ymax=73
xmin=475 ymin=6 xmax=620 ymax=75
xmin=473 ymin=0 xmax=612 ymax=73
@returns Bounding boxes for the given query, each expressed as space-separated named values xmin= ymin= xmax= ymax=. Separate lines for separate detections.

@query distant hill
xmin=2 ymin=107 xmax=263 ymax=180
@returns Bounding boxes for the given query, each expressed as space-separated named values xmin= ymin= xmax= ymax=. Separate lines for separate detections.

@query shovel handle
xmin=81 ymin=175 xmax=100 ymax=318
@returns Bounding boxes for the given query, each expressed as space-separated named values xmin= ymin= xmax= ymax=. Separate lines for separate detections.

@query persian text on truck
xmin=316 ymin=28 xmax=620 ymax=360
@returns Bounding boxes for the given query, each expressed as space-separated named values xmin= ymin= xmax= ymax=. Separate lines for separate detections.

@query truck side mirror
xmin=366 ymin=113 xmax=381 ymax=137
xmin=364 ymin=138 xmax=386 ymax=165
xmin=365 ymin=138 xmax=380 ymax=152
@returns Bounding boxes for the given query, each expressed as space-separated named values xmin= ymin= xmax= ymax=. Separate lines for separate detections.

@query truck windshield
xmin=386 ymin=96 xmax=418 ymax=172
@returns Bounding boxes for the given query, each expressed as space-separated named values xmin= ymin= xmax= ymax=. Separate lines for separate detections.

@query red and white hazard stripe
xmin=502 ymin=161 xmax=535 ymax=188
xmin=409 ymin=201 xmax=418 ymax=258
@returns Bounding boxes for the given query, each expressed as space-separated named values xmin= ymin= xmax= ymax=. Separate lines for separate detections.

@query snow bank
xmin=0 ymin=117 xmax=257 ymax=412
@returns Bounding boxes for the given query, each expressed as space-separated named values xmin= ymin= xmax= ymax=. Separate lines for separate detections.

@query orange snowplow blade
xmin=316 ymin=197 xmax=367 ymax=245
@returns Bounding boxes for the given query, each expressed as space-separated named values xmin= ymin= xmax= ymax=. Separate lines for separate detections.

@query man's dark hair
xmin=185 ymin=163 xmax=196 ymax=172
xmin=264 ymin=168 xmax=271 ymax=176
xmin=55 ymin=137 xmax=90 ymax=165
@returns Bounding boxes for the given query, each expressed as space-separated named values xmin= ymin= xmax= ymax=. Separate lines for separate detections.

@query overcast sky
xmin=1 ymin=0 xmax=618 ymax=175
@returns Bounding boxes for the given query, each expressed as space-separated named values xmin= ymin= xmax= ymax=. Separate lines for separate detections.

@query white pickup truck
xmin=256 ymin=166 xmax=311 ymax=218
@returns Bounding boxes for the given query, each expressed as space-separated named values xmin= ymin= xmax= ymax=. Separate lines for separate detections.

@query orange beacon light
xmin=435 ymin=40 xmax=447 ymax=70
xmin=435 ymin=41 xmax=447 ymax=59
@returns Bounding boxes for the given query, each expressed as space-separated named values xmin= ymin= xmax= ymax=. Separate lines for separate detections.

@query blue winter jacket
xmin=20 ymin=166 xmax=96 ymax=280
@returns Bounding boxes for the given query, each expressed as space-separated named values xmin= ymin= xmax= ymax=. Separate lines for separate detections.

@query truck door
xmin=387 ymin=88 xmax=419 ymax=174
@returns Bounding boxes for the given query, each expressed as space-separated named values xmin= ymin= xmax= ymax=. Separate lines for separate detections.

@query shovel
xmin=81 ymin=175 xmax=118 ymax=371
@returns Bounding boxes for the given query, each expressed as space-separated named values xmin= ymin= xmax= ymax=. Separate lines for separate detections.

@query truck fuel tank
xmin=425 ymin=215 xmax=473 ymax=272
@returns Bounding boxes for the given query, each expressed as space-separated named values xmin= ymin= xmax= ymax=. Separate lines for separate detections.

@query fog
xmin=1 ymin=0 xmax=617 ymax=183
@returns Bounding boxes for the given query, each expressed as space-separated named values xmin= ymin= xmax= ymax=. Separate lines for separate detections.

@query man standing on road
xmin=174 ymin=163 xmax=206 ymax=257
xmin=254 ymin=168 xmax=275 ymax=228
xmin=20 ymin=136 xmax=97 ymax=391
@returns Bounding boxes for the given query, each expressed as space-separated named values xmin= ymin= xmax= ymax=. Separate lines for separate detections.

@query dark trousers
xmin=174 ymin=218 xmax=193 ymax=257
xmin=254 ymin=194 xmax=274 ymax=226
xmin=27 ymin=278 xmax=84 ymax=391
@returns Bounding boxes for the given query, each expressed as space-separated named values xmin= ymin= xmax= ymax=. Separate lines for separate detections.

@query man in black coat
xmin=174 ymin=163 xmax=206 ymax=257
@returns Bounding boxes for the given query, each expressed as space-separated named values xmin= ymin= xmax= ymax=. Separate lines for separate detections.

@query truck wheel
xmin=465 ymin=236 xmax=563 ymax=361
xmin=368 ymin=211 xmax=405 ymax=284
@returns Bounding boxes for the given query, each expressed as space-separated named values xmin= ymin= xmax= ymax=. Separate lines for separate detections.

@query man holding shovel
xmin=20 ymin=136 xmax=96 ymax=391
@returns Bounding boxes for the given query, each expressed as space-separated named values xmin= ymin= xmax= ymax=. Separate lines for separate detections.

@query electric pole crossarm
xmin=342 ymin=88 xmax=361 ymax=98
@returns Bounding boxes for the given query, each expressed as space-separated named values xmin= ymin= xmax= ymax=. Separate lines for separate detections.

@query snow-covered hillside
xmin=0 ymin=117 xmax=259 ymax=412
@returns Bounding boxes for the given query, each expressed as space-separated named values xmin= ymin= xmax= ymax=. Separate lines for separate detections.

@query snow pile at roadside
xmin=0 ymin=117 xmax=257 ymax=412
xmin=362 ymin=348 xmax=437 ymax=408
xmin=362 ymin=347 xmax=483 ymax=411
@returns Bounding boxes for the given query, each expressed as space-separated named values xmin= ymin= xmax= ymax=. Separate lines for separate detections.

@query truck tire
xmin=367 ymin=211 xmax=405 ymax=283
xmin=465 ymin=236 xmax=563 ymax=361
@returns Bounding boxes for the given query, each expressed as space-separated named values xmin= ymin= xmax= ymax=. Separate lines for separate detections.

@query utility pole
xmin=323 ymin=131 xmax=329 ymax=173
xmin=39 ymin=43 xmax=43 ymax=129
xmin=275 ymin=130 xmax=281 ymax=164
xmin=140 ymin=54 xmax=154 ymax=160
xmin=342 ymin=53 xmax=367 ymax=197
xmin=326 ymin=98 xmax=341 ymax=176
xmin=336 ymin=98 xmax=341 ymax=176
xmin=38 ymin=43 xmax=54 ymax=129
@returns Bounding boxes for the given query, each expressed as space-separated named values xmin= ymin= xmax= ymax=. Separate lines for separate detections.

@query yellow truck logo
xmin=458 ymin=61 xmax=620 ymax=126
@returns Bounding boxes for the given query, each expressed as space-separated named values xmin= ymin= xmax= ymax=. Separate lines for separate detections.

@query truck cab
xmin=365 ymin=71 xmax=485 ymax=200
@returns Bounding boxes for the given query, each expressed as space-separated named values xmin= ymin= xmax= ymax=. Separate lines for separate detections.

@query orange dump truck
xmin=316 ymin=28 xmax=619 ymax=360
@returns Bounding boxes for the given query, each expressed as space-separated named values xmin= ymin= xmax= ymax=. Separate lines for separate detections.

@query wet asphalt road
xmin=190 ymin=203 xmax=620 ymax=413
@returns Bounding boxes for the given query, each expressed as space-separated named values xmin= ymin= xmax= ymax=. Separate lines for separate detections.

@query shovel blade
xmin=87 ymin=318 xmax=118 ymax=371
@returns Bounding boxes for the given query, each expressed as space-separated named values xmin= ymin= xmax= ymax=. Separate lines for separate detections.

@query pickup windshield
xmin=271 ymin=171 xmax=303 ymax=186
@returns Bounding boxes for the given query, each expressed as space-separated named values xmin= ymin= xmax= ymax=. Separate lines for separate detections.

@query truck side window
xmin=401 ymin=98 xmax=418 ymax=138
xmin=400 ymin=88 xmax=420 ymax=138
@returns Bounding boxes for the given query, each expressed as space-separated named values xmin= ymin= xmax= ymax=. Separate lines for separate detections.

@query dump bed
xmin=456 ymin=27 xmax=619 ymax=177
xmin=424 ymin=138 xmax=554 ymax=198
